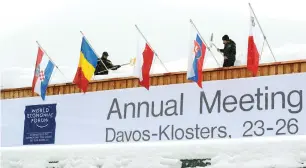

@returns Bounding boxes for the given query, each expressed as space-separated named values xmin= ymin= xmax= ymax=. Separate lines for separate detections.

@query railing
xmin=1 ymin=59 xmax=306 ymax=99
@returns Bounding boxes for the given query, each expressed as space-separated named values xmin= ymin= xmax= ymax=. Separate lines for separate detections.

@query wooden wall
xmin=1 ymin=59 xmax=306 ymax=100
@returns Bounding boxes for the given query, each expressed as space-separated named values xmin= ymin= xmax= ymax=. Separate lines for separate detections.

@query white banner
xmin=1 ymin=73 xmax=306 ymax=147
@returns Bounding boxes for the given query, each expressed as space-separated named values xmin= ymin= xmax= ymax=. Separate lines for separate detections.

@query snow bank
xmin=1 ymin=136 xmax=306 ymax=168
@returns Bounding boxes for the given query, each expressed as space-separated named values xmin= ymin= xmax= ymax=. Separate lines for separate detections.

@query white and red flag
xmin=247 ymin=9 xmax=261 ymax=76
xmin=133 ymin=43 xmax=154 ymax=90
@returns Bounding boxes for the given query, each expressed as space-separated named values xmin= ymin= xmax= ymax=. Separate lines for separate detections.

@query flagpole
xmin=36 ymin=41 xmax=69 ymax=81
xmin=249 ymin=3 xmax=276 ymax=62
xmin=189 ymin=19 xmax=221 ymax=67
xmin=79 ymin=31 xmax=109 ymax=72
xmin=135 ymin=25 xmax=169 ymax=73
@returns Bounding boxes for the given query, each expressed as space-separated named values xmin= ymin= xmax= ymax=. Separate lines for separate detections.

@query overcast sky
xmin=1 ymin=0 xmax=306 ymax=88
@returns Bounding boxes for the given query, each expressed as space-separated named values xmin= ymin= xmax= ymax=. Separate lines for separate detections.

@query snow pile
xmin=1 ymin=136 xmax=306 ymax=168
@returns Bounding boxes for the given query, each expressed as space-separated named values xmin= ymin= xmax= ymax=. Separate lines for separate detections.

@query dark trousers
xmin=223 ymin=59 xmax=235 ymax=67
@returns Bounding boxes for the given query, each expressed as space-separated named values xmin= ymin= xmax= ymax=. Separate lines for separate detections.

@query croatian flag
xmin=187 ymin=34 xmax=206 ymax=88
xmin=32 ymin=47 xmax=55 ymax=100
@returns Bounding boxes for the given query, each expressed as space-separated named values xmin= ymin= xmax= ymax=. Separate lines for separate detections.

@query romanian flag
xmin=73 ymin=37 xmax=98 ymax=92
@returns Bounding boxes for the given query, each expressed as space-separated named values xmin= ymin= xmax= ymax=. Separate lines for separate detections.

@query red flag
xmin=134 ymin=43 xmax=154 ymax=90
xmin=247 ymin=12 xmax=259 ymax=77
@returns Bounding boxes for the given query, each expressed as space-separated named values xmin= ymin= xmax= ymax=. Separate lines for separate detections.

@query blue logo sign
xmin=23 ymin=104 xmax=57 ymax=145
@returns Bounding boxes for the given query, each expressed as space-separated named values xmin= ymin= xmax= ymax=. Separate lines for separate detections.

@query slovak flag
xmin=32 ymin=47 xmax=55 ymax=100
xmin=247 ymin=9 xmax=260 ymax=76
xmin=187 ymin=34 xmax=206 ymax=88
xmin=133 ymin=43 xmax=154 ymax=90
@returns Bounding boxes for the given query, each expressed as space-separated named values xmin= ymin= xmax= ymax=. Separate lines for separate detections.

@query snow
xmin=1 ymin=136 xmax=306 ymax=168
xmin=1 ymin=43 xmax=306 ymax=89
xmin=1 ymin=0 xmax=306 ymax=90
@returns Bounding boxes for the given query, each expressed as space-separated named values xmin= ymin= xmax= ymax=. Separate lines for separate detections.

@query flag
xmin=73 ymin=37 xmax=98 ymax=92
xmin=133 ymin=43 xmax=154 ymax=90
xmin=247 ymin=10 xmax=260 ymax=76
xmin=187 ymin=34 xmax=206 ymax=88
xmin=32 ymin=47 xmax=55 ymax=100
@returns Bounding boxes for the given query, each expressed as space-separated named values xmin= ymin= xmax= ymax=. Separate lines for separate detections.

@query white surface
xmin=2 ymin=72 xmax=305 ymax=147
xmin=1 ymin=135 xmax=306 ymax=168
xmin=1 ymin=0 xmax=306 ymax=89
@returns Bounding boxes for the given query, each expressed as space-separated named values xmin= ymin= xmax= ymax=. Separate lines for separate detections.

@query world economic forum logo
xmin=26 ymin=104 xmax=55 ymax=128
xmin=23 ymin=104 xmax=57 ymax=145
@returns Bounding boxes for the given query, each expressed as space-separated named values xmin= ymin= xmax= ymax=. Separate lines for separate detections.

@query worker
xmin=94 ymin=51 xmax=121 ymax=75
xmin=217 ymin=35 xmax=236 ymax=67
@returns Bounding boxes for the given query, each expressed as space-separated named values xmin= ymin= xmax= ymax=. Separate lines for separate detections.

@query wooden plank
xmin=18 ymin=90 xmax=24 ymax=98
xmin=115 ymin=81 xmax=121 ymax=89
xmin=13 ymin=91 xmax=19 ymax=98
xmin=97 ymin=82 xmax=103 ymax=91
xmin=158 ymin=76 xmax=164 ymax=85
xmin=23 ymin=90 xmax=29 ymax=97
xmin=164 ymin=75 xmax=170 ymax=85
xmin=225 ymin=70 xmax=232 ymax=79
xmin=53 ymin=86 xmax=59 ymax=95
xmin=292 ymin=63 xmax=300 ymax=73
xmin=170 ymin=75 xmax=177 ymax=84
xmin=284 ymin=64 xmax=292 ymax=74
xmin=152 ymin=77 xmax=158 ymax=86
xmin=59 ymin=86 xmax=64 ymax=94
xmin=70 ymin=85 xmax=75 ymax=93
xmin=239 ymin=68 xmax=247 ymax=78
xmin=237 ymin=68 xmax=243 ymax=78
xmin=5 ymin=92 xmax=9 ymax=99
xmin=64 ymin=86 xmax=70 ymax=94
xmin=210 ymin=71 xmax=218 ymax=80
xmin=133 ymin=79 xmax=139 ymax=88
xmin=1 ymin=91 xmax=4 ymax=99
xmin=91 ymin=83 xmax=97 ymax=91
xmin=245 ymin=69 xmax=253 ymax=78
xmin=126 ymin=80 xmax=133 ymax=88
xmin=177 ymin=74 xmax=184 ymax=83
xmin=121 ymin=80 xmax=127 ymax=89
xmin=203 ymin=71 xmax=211 ymax=81
xmin=48 ymin=87 xmax=54 ymax=95
xmin=9 ymin=91 xmax=14 ymax=99
xmin=301 ymin=63 xmax=306 ymax=72
xmin=232 ymin=69 xmax=239 ymax=79
xmin=103 ymin=81 xmax=109 ymax=90
xmin=277 ymin=64 xmax=284 ymax=74
xmin=218 ymin=70 xmax=225 ymax=80
xmin=74 ymin=85 xmax=80 ymax=93
xmin=269 ymin=65 xmax=276 ymax=76
xmin=261 ymin=66 xmax=269 ymax=76
xmin=109 ymin=81 xmax=115 ymax=90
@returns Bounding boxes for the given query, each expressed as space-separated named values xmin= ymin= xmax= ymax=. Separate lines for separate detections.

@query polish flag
xmin=247 ymin=10 xmax=260 ymax=76
xmin=133 ymin=43 xmax=154 ymax=90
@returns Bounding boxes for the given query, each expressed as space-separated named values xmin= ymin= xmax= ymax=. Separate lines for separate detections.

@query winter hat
xmin=222 ymin=35 xmax=230 ymax=41
xmin=102 ymin=51 xmax=109 ymax=56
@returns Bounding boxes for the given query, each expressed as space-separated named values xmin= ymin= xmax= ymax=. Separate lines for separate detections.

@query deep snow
xmin=1 ymin=136 xmax=306 ymax=168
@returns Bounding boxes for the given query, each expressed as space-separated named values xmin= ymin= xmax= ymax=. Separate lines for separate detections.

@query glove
xmin=111 ymin=65 xmax=121 ymax=70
